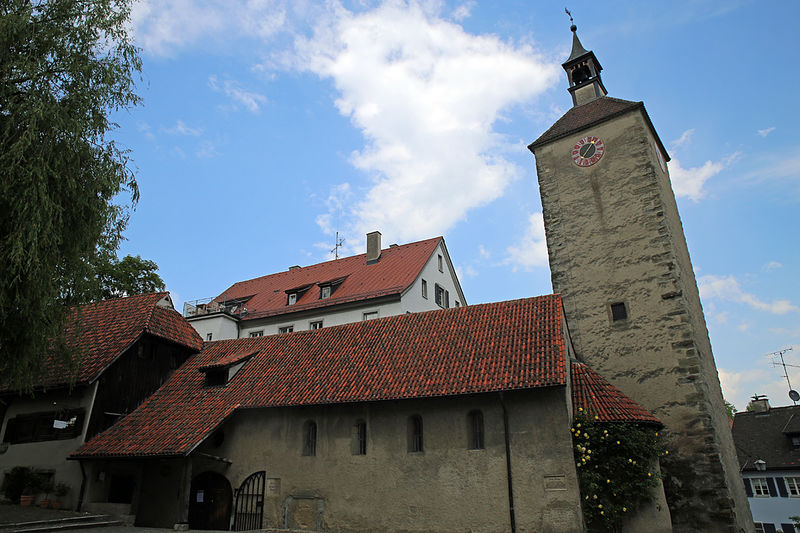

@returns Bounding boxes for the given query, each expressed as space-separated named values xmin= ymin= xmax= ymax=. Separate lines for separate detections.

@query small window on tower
xmin=610 ymin=302 xmax=628 ymax=322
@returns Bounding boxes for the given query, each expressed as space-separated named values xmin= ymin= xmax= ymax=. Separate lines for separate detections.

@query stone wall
xmin=189 ymin=388 xmax=584 ymax=532
xmin=532 ymin=107 xmax=753 ymax=532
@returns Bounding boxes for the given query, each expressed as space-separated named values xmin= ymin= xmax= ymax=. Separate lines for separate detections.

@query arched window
xmin=467 ymin=410 xmax=484 ymax=450
xmin=302 ymin=420 xmax=317 ymax=456
xmin=407 ymin=415 xmax=423 ymax=453
xmin=352 ymin=420 xmax=367 ymax=455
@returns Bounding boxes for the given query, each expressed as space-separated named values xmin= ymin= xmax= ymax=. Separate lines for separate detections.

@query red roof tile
xmin=570 ymin=361 xmax=660 ymax=425
xmin=2 ymin=293 xmax=203 ymax=391
xmin=210 ymin=237 xmax=444 ymax=321
xmin=74 ymin=295 xmax=568 ymax=458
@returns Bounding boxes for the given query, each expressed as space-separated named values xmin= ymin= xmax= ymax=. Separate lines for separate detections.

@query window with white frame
xmin=320 ymin=286 xmax=331 ymax=299
xmin=786 ymin=476 xmax=800 ymax=496
xmin=278 ymin=325 xmax=294 ymax=334
xmin=434 ymin=284 xmax=449 ymax=308
xmin=310 ymin=320 xmax=323 ymax=330
xmin=754 ymin=523 xmax=765 ymax=533
xmin=751 ymin=477 xmax=770 ymax=497
xmin=437 ymin=254 xmax=443 ymax=272
xmin=249 ymin=331 xmax=263 ymax=337
xmin=288 ymin=293 xmax=297 ymax=305
xmin=363 ymin=311 xmax=378 ymax=321
xmin=206 ymin=333 xmax=213 ymax=341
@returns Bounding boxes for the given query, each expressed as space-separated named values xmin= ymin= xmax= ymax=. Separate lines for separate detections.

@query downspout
xmin=499 ymin=392 xmax=516 ymax=533
xmin=77 ymin=460 xmax=87 ymax=512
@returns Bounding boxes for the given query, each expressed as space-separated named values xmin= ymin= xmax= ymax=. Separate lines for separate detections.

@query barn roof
xmin=1 ymin=292 xmax=204 ymax=392
xmin=73 ymin=295 xmax=569 ymax=458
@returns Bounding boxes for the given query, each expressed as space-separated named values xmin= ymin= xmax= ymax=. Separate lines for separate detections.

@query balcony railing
xmin=183 ymin=297 xmax=249 ymax=318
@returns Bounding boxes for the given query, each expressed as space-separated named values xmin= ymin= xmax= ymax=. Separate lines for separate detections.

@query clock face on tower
xmin=571 ymin=135 xmax=605 ymax=167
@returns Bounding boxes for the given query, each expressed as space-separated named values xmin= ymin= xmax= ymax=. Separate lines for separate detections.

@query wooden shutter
xmin=763 ymin=524 xmax=776 ymax=533
xmin=780 ymin=524 xmax=796 ymax=533
xmin=743 ymin=478 xmax=753 ymax=497
xmin=777 ymin=477 xmax=789 ymax=497
xmin=766 ymin=477 xmax=778 ymax=497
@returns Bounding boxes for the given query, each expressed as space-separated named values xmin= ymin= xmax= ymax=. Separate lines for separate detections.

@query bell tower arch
xmin=528 ymin=24 xmax=753 ymax=533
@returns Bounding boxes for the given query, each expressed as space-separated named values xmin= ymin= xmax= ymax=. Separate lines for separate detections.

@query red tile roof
xmin=1 ymin=293 xmax=203 ymax=391
xmin=210 ymin=237 xmax=444 ymax=321
xmin=73 ymin=295 xmax=568 ymax=458
xmin=570 ymin=361 xmax=660 ymax=425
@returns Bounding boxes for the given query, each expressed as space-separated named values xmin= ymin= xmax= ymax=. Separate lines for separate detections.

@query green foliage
xmin=0 ymin=466 xmax=45 ymax=502
xmin=724 ymin=400 xmax=737 ymax=420
xmin=572 ymin=409 xmax=665 ymax=532
xmin=98 ymin=254 xmax=166 ymax=299
xmin=0 ymin=0 xmax=142 ymax=390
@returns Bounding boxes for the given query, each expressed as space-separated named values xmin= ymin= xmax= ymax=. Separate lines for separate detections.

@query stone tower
xmin=528 ymin=25 xmax=753 ymax=533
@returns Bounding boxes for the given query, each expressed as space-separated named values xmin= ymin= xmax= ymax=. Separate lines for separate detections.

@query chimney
xmin=288 ymin=265 xmax=300 ymax=271
xmin=747 ymin=395 xmax=770 ymax=413
xmin=366 ymin=231 xmax=382 ymax=264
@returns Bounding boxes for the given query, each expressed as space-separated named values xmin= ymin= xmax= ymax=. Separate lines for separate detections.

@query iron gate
xmin=233 ymin=471 xmax=265 ymax=531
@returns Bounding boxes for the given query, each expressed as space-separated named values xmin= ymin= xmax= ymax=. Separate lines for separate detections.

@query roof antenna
xmin=565 ymin=7 xmax=576 ymax=31
xmin=330 ymin=231 xmax=345 ymax=260
xmin=768 ymin=347 xmax=799 ymax=404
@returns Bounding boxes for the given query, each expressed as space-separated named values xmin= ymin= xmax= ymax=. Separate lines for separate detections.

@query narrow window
xmin=786 ymin=477 xmax=800 ymax=496
xmin=310 ymin=320 xmax=323 ymax=330
xmin=279 ymin=325 xmax=294 ymax=334
xmin=437 ymin=254 xmax=443 ymax=272
xmin=455 ymin=301 xmax=460 ymax=307
xmin=249 ymin=330 xmax=264 ymax=337
xmin=206 ymin=333 xmax=213 ymax=341
xmin=610 ymin=302 xmax=628 ymax=322
xmin=363 ymin=311 xmax=378 ymax=321
xmin=320 ymin=285 xmax=331 ymax=299
xmin=445 ymin=290 xmax=450 ymax=308
xmin=288 ymin=293 xmax=297 ymax=305
xmin=407 ymin=415 xmax=423 ymax=453
xmin=302 ymin=420 xmax=317 ymax=456
xmin=467 ymin=410 xmax=484 ymax=450
xmin=352 ymin=420 xmax=367 ymax=455
xmin=434 ymin=284 xmax=445 ymax=308
xmin=421 ymin=279 xmax=428 ymax=299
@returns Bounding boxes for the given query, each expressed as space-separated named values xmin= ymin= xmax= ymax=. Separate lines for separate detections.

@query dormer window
xmin=321 ymin=286 xmax=331 ymax=299
xmin=288 ymin=293 xmax=297 ymax=305
xmin=199 ymin=351 xmax=257 ymax=387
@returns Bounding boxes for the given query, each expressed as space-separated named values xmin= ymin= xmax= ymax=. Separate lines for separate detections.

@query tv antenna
xmin=768 ymin=347 xmax=799 ymax=404
xmin=330 ymin=231 xmax=345 ymax=260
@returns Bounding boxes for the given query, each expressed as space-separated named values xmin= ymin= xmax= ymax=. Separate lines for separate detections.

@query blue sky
xmin=113 ymin=0 xmax=799 ymax=411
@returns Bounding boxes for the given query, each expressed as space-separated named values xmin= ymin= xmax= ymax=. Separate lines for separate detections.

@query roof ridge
xmin=229 ymin=236 xmax=443 ymax=287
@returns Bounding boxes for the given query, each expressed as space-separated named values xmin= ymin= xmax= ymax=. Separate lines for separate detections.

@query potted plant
xmin=52 ymin=483 xmax=70 ymax=510
xmin=39 ymin=481 xmax=54 ymax=508
xmin=20 ymin=474 xmax=42 ymax=507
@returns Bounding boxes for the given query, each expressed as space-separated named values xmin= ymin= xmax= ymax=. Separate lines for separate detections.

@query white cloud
xmin=699 ymin=274 xmax=799 ymax=315
xmin=720 ymin=366 xmax=800 ymax=412
xmin=757 ymin=126 xmax=776 ymax=138
xmin=670 ymin=128 xmax=695 ymax=148
xmin=505 ymin=212 xmax=549 ymax=272
xmin=316 ymin=183 xmax=353 ymax=237
xmin=131 ymin=0 xmax=287 ymax=56
xmin=478 ymin=245 xmax=490 ymax=259
xmin=293 ymin=1 xmax=559 ymax=244
xmin=452 ymin=1 xmax=475 ymax=21
xmin=162 ymin=120 xmax=203 ymax=136
xmin=208 ymin=76 xmax=268 ymax=113
xmin=764 ymin=261 xmax=782 ymax=272
xmin=668 ymin=158 xmax=724 ymax=201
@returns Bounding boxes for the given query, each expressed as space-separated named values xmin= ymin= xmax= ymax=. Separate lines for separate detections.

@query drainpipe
xmin=499 ymin=392 xmax=516 ymax=533
xmin=77 ymin=460 xmax=87 ymax=512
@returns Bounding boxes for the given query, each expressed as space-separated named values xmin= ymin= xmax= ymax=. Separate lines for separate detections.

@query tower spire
xmin=561 ymin=16 xmax=607 ymax=106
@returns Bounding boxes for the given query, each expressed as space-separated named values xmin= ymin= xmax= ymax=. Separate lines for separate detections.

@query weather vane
xmin=565 ymin=8 xmax=573 ymax=25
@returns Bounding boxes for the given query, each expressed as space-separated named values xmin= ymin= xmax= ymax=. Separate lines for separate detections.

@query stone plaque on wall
xmin=267 ymin=478 xmax=280 ymax=496
xmin=544 ymin=474 xmax=567 ymax=491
